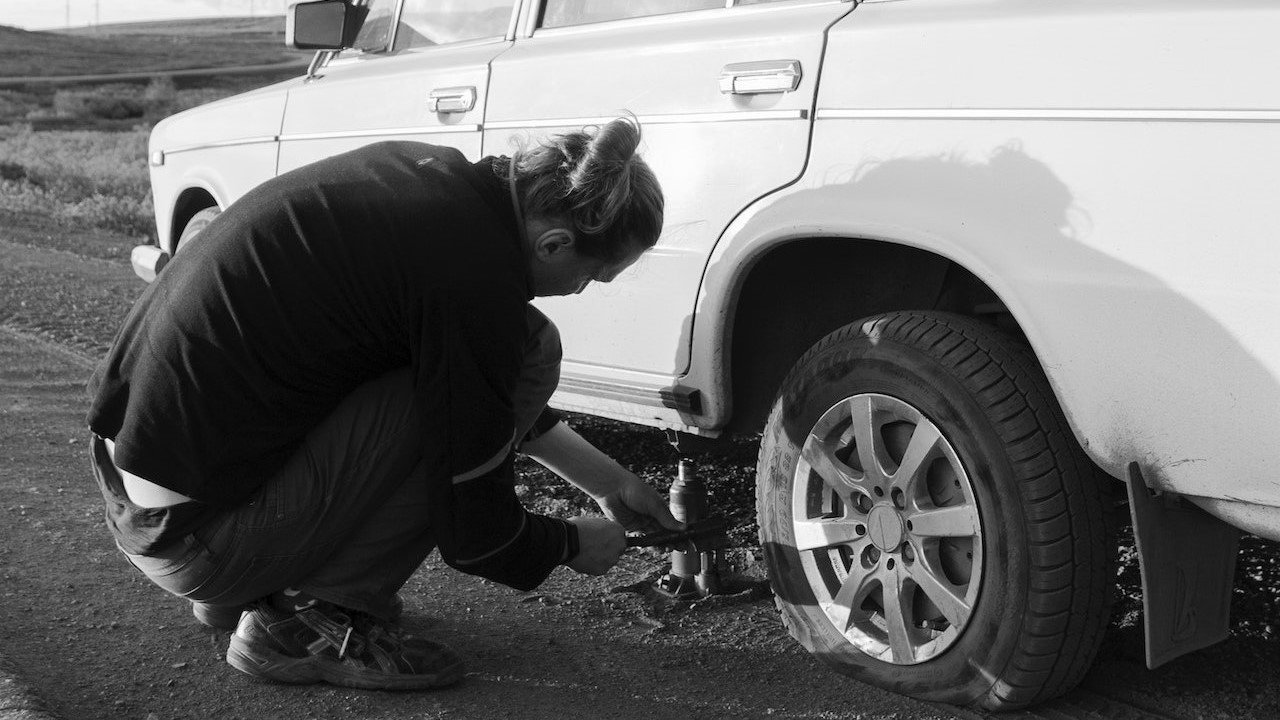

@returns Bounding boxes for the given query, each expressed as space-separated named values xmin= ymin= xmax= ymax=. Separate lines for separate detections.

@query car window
xmin=394 ymin=0 xmax=514 ymax=50
xmin=352 ymin=0 xmax=397 ymax=52
xmin=540 ymin=0 xmax=725 ymax=29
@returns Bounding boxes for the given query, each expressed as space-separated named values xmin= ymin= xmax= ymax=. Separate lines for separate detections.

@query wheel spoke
xmin=800 ymin=436 xmax=861 ymax=495
xmin=882 ymin=564 xmax=915 ymax=663
xmin=908 ymin=504 xmax=980 ymax=538
xmin=793 ymin=517 xmax=866 ymax=551
xmin=788 ymin=392 xmax=985 ymax=667
xmin=908 ymin=557 xmax=972 ymax=627
xmin=827 ymin=555 xmax=877 ymax=632
xmin=890 ymin=418 xmax=942 ymax=491
xmin=847 ymin=395 xmax=886 ymax=484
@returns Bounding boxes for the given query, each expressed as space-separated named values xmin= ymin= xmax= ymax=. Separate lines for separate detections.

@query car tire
xmin=176 ymin=206 xmax=221 ymax=252
xmin=756 ymin=311 xmax=1115 ymax=711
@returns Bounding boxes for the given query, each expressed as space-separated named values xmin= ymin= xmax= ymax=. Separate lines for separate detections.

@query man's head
xmin=511 ymin=116 xmax=664 ymax=296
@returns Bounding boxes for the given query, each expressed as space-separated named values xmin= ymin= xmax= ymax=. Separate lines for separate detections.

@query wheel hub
xmin=867 ymin=505 xmax=905 ymax=552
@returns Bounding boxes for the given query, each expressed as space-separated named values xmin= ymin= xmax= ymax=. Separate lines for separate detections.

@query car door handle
xmin=428 ymin=86 xmax=477 ymax=114
xmin=719 ymin=60 xmax=802 ymax=95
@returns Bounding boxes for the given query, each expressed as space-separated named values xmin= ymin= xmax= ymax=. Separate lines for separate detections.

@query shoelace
xmin=296 ymin=605 xmax=413 ymax=661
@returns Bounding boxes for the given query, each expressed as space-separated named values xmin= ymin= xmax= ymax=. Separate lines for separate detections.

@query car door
xmin=277 ymin=0 xmax=518 ymax=174
xmin=485 ymin=0 xmax=852 ymax=418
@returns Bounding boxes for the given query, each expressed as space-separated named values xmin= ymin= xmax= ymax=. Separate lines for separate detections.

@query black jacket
xmin=88 ymin=142 xmax=570 ymax=590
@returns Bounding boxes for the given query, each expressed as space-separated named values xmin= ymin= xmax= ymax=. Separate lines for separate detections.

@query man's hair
xmin=513 ymin=116 xmax=664 ymax=263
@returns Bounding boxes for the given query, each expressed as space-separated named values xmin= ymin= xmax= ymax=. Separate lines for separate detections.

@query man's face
xmin=531 ymin=229 xmax=645 ymax=297
xmin=547 ymin=249 xmax=641 ymax=296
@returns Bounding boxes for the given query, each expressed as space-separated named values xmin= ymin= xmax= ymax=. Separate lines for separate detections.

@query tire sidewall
xmin=759 ymin=323 xmax=1030 ymax=704
xmin=176 ymin=206 xmax=221 ymax=253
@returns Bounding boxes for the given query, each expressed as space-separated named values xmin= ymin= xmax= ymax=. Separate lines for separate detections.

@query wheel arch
xmin=719 ymin=235 xmax=1019 ymax=435
xmin=167 ymin=186 xmax=221 ymax=254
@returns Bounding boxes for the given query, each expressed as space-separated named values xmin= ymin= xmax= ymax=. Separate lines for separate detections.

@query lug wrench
xmin=627 ymin=517 xmax=729 ymax=553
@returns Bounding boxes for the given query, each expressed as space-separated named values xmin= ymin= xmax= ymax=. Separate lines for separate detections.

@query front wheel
xmin=756 ymin=311 xmax=1114 ymax=711
xmin=176 ymin=206 xmax=221 ymax=253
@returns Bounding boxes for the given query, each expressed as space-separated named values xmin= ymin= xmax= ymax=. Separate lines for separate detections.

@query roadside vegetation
xmin=0 ymin=123 xmax=151 ymax=236
xmin=0 ymin=77 xmax=263 ymax=238
xmin=0 ymin=19 xmax=303 ymax=77
xmin=0 ymin=20 xmax=303 ymax=241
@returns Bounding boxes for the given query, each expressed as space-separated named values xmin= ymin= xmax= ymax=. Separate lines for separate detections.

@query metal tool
xmin=627 ymin=517 xmax=729 ymax=553
xmin=650 ymin=457 xmax=724 ymax=598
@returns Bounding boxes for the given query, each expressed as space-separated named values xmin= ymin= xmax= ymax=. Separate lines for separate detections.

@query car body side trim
xmin=816 ymin=108 xmax=1280 ymax=123
xmin=485 ymin=109 xmax=807 ymax=130
xmin=558 ymin=376 xmax=700 ymax=413
xmin=162 ymin=135 xmax=280 ymax=156
xmin=163 ymin=111 xmax=804 ymax=155
xmin=278 ymin=125 xmax=484 ymax=141
xmin=558 ymin=376 xmax=667 ymax=408
xmin=163 ymin=126 xmax=486 ymax=156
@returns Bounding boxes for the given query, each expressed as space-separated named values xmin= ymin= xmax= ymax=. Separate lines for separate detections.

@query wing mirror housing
xmin=286 ymin=0 xmax=369 ymax=51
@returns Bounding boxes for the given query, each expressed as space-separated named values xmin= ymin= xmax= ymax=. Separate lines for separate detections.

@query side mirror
xmin=286 ymin=0 xmax=370 ymax=51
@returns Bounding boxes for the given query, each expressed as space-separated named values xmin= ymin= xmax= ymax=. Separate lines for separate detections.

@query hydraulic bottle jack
xmin=651 ymin=457 xmax=724 ymax=598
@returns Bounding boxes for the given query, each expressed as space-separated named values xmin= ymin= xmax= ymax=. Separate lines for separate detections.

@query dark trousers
xmin=97 ymin=368 xmax=431 ymax=619
xmin=94 ymin=309 xmax=563 ymax=619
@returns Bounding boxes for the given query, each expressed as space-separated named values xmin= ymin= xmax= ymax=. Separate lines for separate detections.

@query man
xmin=88 ymin=118 xmax=677 ymax=690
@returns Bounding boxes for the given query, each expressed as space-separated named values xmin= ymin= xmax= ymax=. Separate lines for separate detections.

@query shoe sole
xmin=226 ymin=636 xmax=465 ymax=690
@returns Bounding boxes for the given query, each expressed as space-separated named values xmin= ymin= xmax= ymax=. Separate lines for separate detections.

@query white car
xmin=138 ymin=0 xmax=1280 ymax=710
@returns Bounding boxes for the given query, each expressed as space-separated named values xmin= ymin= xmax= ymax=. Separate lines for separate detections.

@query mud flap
xmin=1126 ymin=463 xmax=1240 ymax=668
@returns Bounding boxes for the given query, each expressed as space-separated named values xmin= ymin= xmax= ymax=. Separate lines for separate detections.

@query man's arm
xmin=521 ymin=420 xmax=683 ymax=534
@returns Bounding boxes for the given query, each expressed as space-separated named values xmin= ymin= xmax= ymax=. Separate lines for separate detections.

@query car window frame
xmin=519 ymin=0 xmax=850 ymax=38
xmin=392 ymin=0 xmax=523 ymax=51
xmin=338 ymin=0 xmax=404 ymax=57
xmin=327 ymin=0 xmax=522 ymax=63
xmin=537 ymin=0 xmax=730 ymax=31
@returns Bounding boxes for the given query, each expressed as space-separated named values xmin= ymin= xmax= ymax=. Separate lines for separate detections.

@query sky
xmin=0 ymin=0 xmax=291 ymax=31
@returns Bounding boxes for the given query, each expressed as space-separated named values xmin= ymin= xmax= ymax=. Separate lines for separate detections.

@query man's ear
xmin=531 ymin=227 xmax=576 ymax=262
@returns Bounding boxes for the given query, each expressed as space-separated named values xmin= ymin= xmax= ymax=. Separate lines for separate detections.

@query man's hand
xmin=566 ymin=516 xmax=626 ymax=575
xmin=595 ymin=473 xmax=683 ymax=534
xmin=522 ymin=421 xmax=684 ymax=534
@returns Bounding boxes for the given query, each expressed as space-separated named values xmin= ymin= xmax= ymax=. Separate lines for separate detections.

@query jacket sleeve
xmin=434 ymin=453 xmax=576 ymax=591
xmin=514 ymin=305 xmax=563 ymax=445
xmin=416 ymin=281 xmax=571 ymax=591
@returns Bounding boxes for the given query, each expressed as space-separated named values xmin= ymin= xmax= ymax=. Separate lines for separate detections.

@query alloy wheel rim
xmin=792 ymin=393 xmax=984 ymax=665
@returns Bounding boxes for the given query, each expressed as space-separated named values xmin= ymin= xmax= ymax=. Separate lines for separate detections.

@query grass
xmin=0 ymin=19 xmax=307 ymax=77
xmin=0 ymin=123 xmax=153 ymax=237
xmin=0 ymin=19 xmax=306 ymax=240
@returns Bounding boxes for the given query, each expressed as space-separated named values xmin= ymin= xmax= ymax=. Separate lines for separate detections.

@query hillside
xmin=56 ymin=16 xmax=285 ymax=37
xmin=0 ymin=18 xmax=308 ymax=77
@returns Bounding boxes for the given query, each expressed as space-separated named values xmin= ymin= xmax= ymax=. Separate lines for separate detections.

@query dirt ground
xmin=2 ymin=224 xmax=1280 ymax=720
xmin=0 ymin=322 xmax=956 ymax=720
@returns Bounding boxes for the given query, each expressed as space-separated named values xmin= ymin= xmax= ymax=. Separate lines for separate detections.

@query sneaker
xmin=194 ymin=594 xmax=404 ymax=631
xmin=226 ymin=602 xmax=464 ymax=690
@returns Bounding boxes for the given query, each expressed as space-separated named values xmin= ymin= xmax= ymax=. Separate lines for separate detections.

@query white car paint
xmin=276 ymin=39 xmax=508 ymax=174
xmin=768 ymin=0 xmax=1280 ymax=507
xmin=148 ymin=83 xmax=295 ymax=252
xmin=485 ymin=1 xmax=850 ymax=390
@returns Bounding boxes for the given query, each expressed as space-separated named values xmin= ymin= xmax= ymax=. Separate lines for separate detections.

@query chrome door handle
xmin=719 ymin=60 xmax=802 ymax=95
xmin=428 ymin=86 xmax=477 ymax=114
